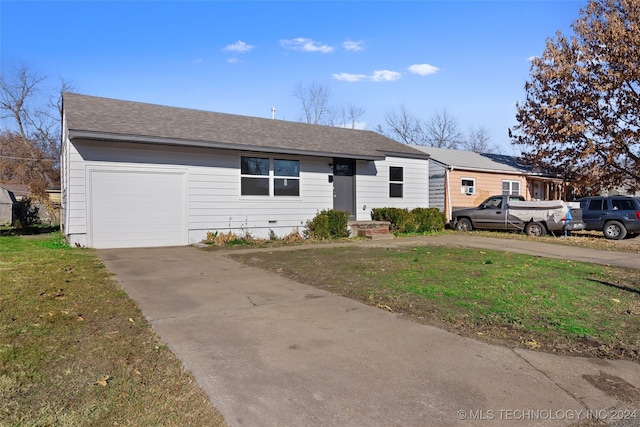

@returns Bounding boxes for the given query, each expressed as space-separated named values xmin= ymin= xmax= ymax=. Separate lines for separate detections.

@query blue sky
xmin=1 ymin=1 xmax=586 ymax=153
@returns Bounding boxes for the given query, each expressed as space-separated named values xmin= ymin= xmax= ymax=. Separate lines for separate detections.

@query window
xmin=461 ymin=178 xmax=475 ymax=195
xmin=389 ymin=166 xmax=403 ymax=198
xmin=484 ymin=196 xmax=502 ymax=209
xmin=273 ymin=159 xmax=300 ymax=196
xmin=612 ymin=199 xmax=634 ymax=211
xmin=241 ymin=157 xmax=269 ymax=195
xmin=502 ymin=180 xmax=520 ymax=195
xmin=587 ymin=199 xmax=606 ymax=211
xmin=240 ymin=156 xmax=300 ymax=196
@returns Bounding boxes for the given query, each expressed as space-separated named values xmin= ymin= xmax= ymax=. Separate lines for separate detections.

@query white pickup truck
xmin=450 ymin=195 xmax=585 ymax=236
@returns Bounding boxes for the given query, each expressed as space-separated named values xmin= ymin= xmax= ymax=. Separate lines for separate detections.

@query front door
xmin=333 ymin=159 xmax=355 ymax=218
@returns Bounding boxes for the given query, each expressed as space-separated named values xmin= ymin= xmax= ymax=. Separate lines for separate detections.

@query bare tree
xmin=345 ymin=102 xmax=366 ymax=129
xmin=423 ymin=109 xmax=463 ymax=148
xmin=293 ymin=81 xmax=332 ymax=125
xmin=511 ymin=0 xmax=640 ymax=194
xmin=0 ymin=63 xmax=69 ymax=198
xmin=461 ymin=126 xmax=497 ymax=153
xmin=293 ymin=82 xmax=367 ymax=129
xmin=384 ymin=104 xmax=428 ymax=145
xmin=330 ymin=102 xmax=366 ymax=129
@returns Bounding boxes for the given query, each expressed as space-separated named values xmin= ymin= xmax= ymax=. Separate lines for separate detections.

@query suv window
xmin=587 ymin=199 xmax=606 ymax=211
xmin=612 ymin=199 xmax=635 ymax=210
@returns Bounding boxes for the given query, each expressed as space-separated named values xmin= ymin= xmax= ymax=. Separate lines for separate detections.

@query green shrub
xmin=326 ymin=210 xmax=350 ymax=238
xmin=305 ymin=209 xmax=350 ymax=239
xmin=411 ymin=207 xmax=447 ymax=232
xmin=371 ymin=207 xmax=414 ymax=233
xmin=371 ymin=207 xmax=446 ymax=234
xmin=12 ymin=199 xmax=40 ymax=229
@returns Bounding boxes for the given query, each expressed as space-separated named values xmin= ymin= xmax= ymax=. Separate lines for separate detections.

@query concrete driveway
xmin=97 ymin=236 xmax=640 ymax=426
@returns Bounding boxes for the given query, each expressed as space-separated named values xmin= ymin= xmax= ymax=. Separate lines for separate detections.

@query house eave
xmin=68 ymin=130 xmax=387 ymax=161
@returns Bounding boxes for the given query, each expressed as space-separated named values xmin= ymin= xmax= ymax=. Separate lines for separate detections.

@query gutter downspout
xmin=446 ymin=167 xmax=453 ymax=221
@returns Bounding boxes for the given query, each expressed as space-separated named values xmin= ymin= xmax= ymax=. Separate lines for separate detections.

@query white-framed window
xmin=502 ymin=180 xmax=520 ymax=196
xmin=241 ymin=156 xmax=300 ymax=196
xmin=461 ymin=178 xmax=475 ymax=195
xmin=389 ymin=166 xmax=403 ymax=198
xmin=273 ymin=159 xmax=300 ymax=196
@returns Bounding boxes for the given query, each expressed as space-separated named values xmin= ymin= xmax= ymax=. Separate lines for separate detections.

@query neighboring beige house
xmin=412 ymin=147 xmax=564 ymax=220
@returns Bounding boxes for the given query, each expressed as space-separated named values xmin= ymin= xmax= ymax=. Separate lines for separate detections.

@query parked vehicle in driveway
xmin=578 ymin=196 xmax=640 ymax=240
xmin=450 ymin=194 xmax=585 ymax=237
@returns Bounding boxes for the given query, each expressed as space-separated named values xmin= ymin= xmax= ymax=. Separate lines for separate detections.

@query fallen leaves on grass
xmin=93 ymin=375 xmax=110 ymax=387
xmin=525 ymin=340 xmax=542 ymax=349
xmin=376 ymin=303 xmax=393 ymax=312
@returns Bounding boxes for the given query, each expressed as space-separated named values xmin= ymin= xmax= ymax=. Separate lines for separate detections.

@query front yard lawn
xmin=233 ymin=245 xmax=640 ymax=361
xmin=0 ymin=233 xmax=226 ymax=426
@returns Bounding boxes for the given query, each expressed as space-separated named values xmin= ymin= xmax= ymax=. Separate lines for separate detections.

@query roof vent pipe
xmin=271 ymin=106 xmax=276 ymax=120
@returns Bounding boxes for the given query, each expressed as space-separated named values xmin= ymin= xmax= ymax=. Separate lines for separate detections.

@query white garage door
xmin=90 ymin=169 xmax=186 ymax=249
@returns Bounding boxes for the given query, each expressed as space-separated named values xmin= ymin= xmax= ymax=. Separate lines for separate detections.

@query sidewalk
xmin=98 ymin=236 xmax=640 ymax=427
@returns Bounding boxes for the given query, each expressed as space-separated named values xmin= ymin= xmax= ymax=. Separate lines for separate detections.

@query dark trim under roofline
xmin=68 ymin=130 xmax=388 ymax=161
xmin=377 ymin=150 xmax=430 ymax=160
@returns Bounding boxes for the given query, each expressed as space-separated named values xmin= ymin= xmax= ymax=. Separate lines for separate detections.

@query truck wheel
xmin=456 ymin=218 xmax=473 ymax=232
xmin=603 ymin=221 xmax=627 ymax=240
xmin=524 ymin=222 xmax=546 ymax=237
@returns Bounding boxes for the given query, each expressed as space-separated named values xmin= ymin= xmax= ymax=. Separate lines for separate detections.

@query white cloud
xmin=222 ymin=40 xmax=254 ymax=53
xmin=227 ymin=57 xmax=240 ymax=64
xmin=371 ymin=70 xmax=402 ymax=82
xmin=343 ymin=40 xmax=364 ymax=51
xmin=280 ymin=37 xmax=334 ymax=53
xmin=332 ymin=73 xmax=368 ymax=82
xmin=333 ymin=70 xmax=402 ymax=83
xmin=408 ymin=63 xmax=439 ymax=76
xmin=191 ymin=58 xmax=204 ymax=64
xmin=336 ymin=121 xmax=368 ymax=130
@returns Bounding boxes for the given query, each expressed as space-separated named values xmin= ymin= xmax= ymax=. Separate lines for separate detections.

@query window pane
xmin=588 ymin=199 xmax=605 ymax=211
xmin=241 ymin=177 xmax=269 ymax=195
xmin=333 ymin=160 xmax=355 ymax=176
xmin=462 ymin=179 xmax=474 ymax=187
xmin=241 ymin=157 xmax=269 ymax=175
xmin=485 ymin=197 xmax=502 ymax=208
xmin=390 ymin=183 xmax=403 ymax=198
xmin=390 ymin=166 xmax=403 ymax=182
xmin=512 ymin=182 xmax=520 ymax=194
xmin=274 ymin=178 xmax=299 ymax=196
xmin=274 ymin=159 xmax=299 ymax=177
xmin=612 ymin=200 xmax=633 ymax=210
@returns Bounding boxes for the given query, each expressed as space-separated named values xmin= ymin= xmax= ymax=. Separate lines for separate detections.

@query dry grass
xmin=0 ymin=233 xmax=227 ymax=427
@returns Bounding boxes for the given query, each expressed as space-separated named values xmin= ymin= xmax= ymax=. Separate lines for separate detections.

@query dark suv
xmin=578 ymin=196 xmax=640 ymax=240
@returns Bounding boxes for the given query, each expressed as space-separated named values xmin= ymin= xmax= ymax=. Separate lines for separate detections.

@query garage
xmin=89 ymin=169 xmax=187 ymax=249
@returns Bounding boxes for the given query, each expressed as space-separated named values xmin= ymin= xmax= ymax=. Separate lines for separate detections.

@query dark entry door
xmin=333 ymin=159 xmax=355 ymax=218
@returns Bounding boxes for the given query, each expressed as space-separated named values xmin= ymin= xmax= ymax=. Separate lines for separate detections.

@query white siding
xmin=63 ymin=139 xmax=430 ymax=248
xmin=187 ymin=153 xmax=334 ymax=242
xmin=355 ymin=156 xmax=429 ymax=220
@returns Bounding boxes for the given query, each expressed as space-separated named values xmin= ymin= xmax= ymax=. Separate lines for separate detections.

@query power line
xmin=0 ymin=155 xmax=56 ymax=161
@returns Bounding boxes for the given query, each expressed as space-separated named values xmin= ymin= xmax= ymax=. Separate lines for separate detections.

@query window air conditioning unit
xmin=466 ymin=187 xmax=474 ymax=195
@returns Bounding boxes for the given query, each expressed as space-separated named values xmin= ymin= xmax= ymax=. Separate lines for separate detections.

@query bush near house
xmin=371 ymin=207 xmax=446 ymax=234
xmin=305 ymin=209 xmax=351 ymax=239
xmin=12 ymin=199 xmax=40 ymax=229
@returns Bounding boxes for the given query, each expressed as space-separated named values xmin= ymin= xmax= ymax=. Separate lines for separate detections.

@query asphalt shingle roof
xmin=63 ymin=93 xmax=428 ymax=160
xmin=411 ymin=146 xmax=529 ymax=174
